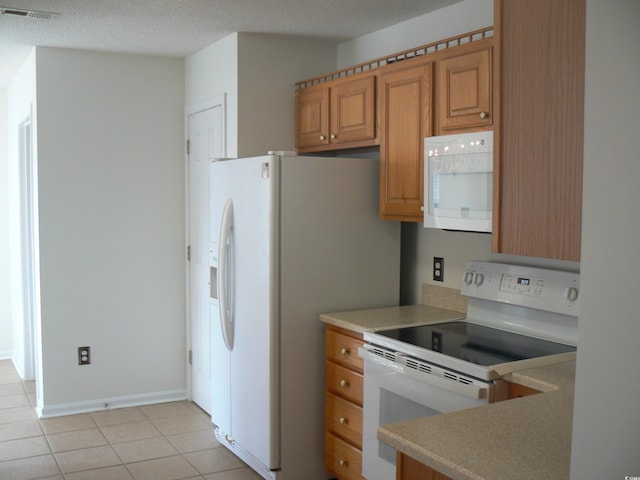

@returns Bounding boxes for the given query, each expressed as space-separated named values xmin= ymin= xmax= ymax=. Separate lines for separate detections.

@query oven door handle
xmin=360 ymin=346 xmax=487 ymax=400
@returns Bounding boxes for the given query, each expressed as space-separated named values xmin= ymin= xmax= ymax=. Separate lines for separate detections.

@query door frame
xmin=17 ymin=110 xmax=39 ymax=384
xmin=184 ymin=94 xmax=226 ymax=402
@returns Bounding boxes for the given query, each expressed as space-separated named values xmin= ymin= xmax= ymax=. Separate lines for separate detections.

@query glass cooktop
xmin=374 ymin=321 xmax=576 ymax=366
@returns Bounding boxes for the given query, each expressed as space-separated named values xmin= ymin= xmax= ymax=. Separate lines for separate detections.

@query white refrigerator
xmin=209 ymin=152 xmax=400 ymax=480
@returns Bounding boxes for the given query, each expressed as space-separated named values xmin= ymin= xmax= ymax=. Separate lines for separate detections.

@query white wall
xmin=338 ymin=0 xmax=494 ymax=67
xmin=33 ymin=47 xmax=186 ymax=415
xmin=0 ymin=88 xmax=11 ymax=359
xmin=185 ymin=34 xmax=239 ymax=157
xmin=236 ymin=33 xmax=337 ymax=157
xmin=7 ymin=49 xmax=37 ymax=376
xmin=337 ymin=0 xmax=579 ymax=304
xmin=570 ymin=1 xmax=640 ymax=476
xmin=186 ymin=33 xmax=336 ymax=159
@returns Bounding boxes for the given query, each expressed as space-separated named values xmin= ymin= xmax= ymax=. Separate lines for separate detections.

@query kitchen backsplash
xmin=421 ymin=283 xmax=468 ymax=313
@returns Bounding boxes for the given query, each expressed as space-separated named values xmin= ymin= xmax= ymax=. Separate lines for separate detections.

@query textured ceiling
xmin=0 ymin=0 xmax=460 ymax=87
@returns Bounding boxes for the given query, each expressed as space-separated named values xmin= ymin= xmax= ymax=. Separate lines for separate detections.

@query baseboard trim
xmin=0 ymin=351 xmax=12 ymax=360
xmin=38 ymin=389 xmax=187 ymax=418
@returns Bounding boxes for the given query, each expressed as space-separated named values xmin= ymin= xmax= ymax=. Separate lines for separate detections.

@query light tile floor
xmin=0 ymin=359 xmax=263 ymax=480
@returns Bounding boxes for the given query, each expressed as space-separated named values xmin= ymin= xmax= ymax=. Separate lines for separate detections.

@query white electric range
xmin=360 ymin=261 xmax=580 ymax=480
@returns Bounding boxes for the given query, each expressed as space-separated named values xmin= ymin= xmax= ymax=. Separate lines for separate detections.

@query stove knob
xmin=464 ymin=271 xmax=474 ymax=285
xmin=474 ymin=273 xmax=485 ymax=286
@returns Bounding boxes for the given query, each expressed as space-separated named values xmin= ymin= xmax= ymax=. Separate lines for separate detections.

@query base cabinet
xmin=324 ymin=325 xmax=365 ymax=480
xmin=397 ymin=453 xmax=454 ymax=480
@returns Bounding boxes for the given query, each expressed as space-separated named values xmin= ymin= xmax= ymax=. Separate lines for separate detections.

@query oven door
xmin=360 ymin=345 xmax=494 ymax=480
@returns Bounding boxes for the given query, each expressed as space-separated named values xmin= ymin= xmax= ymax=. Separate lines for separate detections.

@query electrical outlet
xmin=78 ymin=346 xmax=91 ymax=365
xmin=433 ymin=257 xmax=444 ymax=282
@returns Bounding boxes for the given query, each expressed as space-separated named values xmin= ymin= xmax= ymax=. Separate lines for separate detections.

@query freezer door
xmin=209 ymin=156 xmax=279 ymax=471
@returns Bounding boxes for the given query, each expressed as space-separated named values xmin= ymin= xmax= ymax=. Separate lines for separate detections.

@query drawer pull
xmin=340 ymin=379 xmax=350 ymax=388
xmin=480 ymin=111 xmax=489 ymax=119
xmin=340 ymin=347 xmax=350 ymax=355
xmin=339 ymin=417 xmax=347 ymax=425
xmin=339 ymin=459 xmax=348 ymax=467
xmin=320 ymin=135 xmax=326 ymax=141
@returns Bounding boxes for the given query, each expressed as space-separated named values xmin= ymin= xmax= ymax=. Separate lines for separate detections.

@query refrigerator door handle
xmin=217 ymin=198 xmax=234 ymax=351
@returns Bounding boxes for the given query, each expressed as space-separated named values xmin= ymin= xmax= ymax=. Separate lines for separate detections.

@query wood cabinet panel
xmin=325 ymin=391 xmax=363 ymax=448
xmin=325 ymin=327 xmax=364 ymax=372
xmin=326 ymin=360 xmax=364 ymax=406
xmin=330 ymin=75 xmax=376 ymax=145
xmin=324 ymin=325 xmax=365 ymax=480
xmin=379 ymin=60 xmax=433 ymax=221
xmin=493 ymin=0 xmax=585 ymax=261
xmin=295 ymin=74 xmax=377 ymax=152
xmin=295 ymin=87 xmax=329 ymax=149
xmin=437 ymin=43 xmax=492 ymax=133
xmin=325 ymin=432 xmax=366 ymax=480
xmin=397 ymin=453 xmax=454 ymax=480
xmin=507 ymin=382 xmax=541 ymax=399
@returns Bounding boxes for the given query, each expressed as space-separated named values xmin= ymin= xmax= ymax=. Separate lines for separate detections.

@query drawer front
xmin=325 ymin=391 xmax=363 ymax=448
xmin=326 ymin=329 xmax=364 ymax=371
xmin=325 ymin=431 xmax=365 ymax=480
xmin=325 ymin=361 xmax=363 ymax=405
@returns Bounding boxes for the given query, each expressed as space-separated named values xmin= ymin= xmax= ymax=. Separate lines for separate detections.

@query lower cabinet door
xmin=325 ymin=432 xmax=365 ymax=480
xmin=325 ymin=391 xmax=363 ymax=449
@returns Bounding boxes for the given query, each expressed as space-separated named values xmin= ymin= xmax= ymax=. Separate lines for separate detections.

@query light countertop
xmin=319 ymin=304 xmax=465 ymax=334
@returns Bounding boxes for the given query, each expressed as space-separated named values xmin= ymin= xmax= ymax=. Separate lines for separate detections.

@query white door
xmin=188 ymin=105 xmax=223 ymax=414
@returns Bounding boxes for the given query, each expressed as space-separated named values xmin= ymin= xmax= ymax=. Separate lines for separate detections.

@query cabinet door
xmin=325 ymin=432 xmax=366 ymax=480
xmin=295 ymin=86 xmax=329 ymax=149
xmin=493 ymin=0 xmax=585 ymax=261
xmin=330 ymin=75 xmax=376 ymax=144
xmin=437 ymin=45 xmax=492 ymax=133
xmin=379 ymin=61 xmax=433 ymax=221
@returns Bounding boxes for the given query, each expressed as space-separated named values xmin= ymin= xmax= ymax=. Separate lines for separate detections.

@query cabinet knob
xmin=339 ymin=459 xmax=348 ymax=467
xmin=480 ymin=111 xmax=489 ymax=119
xmin=340 ymin=347 xmax=350 ymax=355
xmin=339 ymin=417 xmax=348 ymax=425
xmin=340 ymin=379 xmax=350 ymax=388
xmin=330 ymin=134 xmax=336 ymax=140
xmin=320 ymin=135 xmax=326 ymax=141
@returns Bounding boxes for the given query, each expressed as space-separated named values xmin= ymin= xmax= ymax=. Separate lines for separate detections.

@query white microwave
xmin=424 ymin=131 xmax=493 ymax=232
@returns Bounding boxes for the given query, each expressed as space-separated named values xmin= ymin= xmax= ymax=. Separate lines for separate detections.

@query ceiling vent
xmin=1 ymin=6 xmax=59 ymax=20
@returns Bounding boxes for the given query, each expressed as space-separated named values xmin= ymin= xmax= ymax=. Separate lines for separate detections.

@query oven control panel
xmin=462 ymin=261 xmax=580 ymax=316
xmin=499 ymin=274 xmax=544 ymax=296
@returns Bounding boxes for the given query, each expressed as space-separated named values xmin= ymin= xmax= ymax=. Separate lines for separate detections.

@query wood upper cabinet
xmin=295 ymin=86 xmax=329 ymax=150
xmin=379 ymin=59 xmax=433 ymax=221
xmin=295 ymin=74 xmax=377 ymax=152
xmin=493 ymin=0 xmax=585 ymax=261
xmin=437 ymin=42 xmax=493 ymax=134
